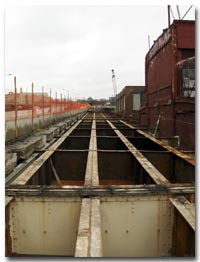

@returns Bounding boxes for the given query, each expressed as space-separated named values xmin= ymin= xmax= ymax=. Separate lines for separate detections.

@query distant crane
xmin=111 ymin=69 xmax=117 ymax=111
xmin=111 ymin=69 xmax=117 ymax=98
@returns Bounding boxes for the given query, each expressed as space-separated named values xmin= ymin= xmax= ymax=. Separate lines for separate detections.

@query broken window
xmin=180 ymin=66 xmax=195 ymax=97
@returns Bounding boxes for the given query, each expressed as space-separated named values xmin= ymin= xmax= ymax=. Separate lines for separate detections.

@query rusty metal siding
xmin=145 ymin=27 xmax=174 ymax=132
xmin=175 ymin=100 xmax=195 ymax=150
xmin=176 ymin=21 xmax=195 ymax=49
xmin=142 ymin=20 xmax=195 ymax=149
xmin=149 ymin=106 xmax=158 ymax=131
xmin=159 ymin=105 xmax=174 ymax=136
xmin=146 ymin=42 xmax=173 ymax=100
xmin=139 ymin=107 xmax=149 ymax=127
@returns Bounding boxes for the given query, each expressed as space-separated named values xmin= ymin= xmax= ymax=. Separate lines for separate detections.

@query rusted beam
xmin=6 ymin=185 xmax=195 ymax=197
xmin=120 ymin=120 xmax=195 ymax=166
xmin=170 ymin=196 xmax=195 ymax=231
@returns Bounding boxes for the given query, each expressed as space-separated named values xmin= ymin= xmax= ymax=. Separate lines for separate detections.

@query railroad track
xmin=5 ymin=111 xmax=195 ymax=257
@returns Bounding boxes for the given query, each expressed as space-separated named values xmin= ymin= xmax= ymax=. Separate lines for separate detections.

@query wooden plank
xmin=170 ymin=196 xmax=195 ymax=231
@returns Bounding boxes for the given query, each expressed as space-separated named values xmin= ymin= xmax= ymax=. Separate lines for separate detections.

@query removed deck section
xmin=5 ymin=111 xmax=195 ymax=257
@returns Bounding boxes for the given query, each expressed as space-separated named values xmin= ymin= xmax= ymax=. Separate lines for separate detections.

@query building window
xmin=133 ymin=93 xmax=141 ymax=110
xmin=180 ymin=66 xmax=195 ymax=97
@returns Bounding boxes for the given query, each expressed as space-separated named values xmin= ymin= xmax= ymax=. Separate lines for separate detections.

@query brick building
xmin=116 ymin=86 xmax=145 ymax=122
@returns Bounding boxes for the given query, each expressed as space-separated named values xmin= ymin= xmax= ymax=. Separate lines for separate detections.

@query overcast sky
xmin=4 ymin=5 xmax=195 ymax=100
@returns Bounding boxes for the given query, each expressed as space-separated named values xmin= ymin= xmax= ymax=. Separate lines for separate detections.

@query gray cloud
xmin=5 ymin=5 xmax=195 ymax=99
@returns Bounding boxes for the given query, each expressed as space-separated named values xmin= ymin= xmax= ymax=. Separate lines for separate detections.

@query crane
xmin=111 ymin=69 xmax=117 ymax=98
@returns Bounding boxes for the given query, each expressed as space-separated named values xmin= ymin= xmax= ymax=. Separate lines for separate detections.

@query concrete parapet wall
xmin=5 ymin=109 xmax=86 ymax=142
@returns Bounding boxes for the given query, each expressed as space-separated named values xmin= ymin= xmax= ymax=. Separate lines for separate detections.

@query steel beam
xmin=170 ymin=196 xmax=195 ymax=231
xmin=84 ymin=113 xmax=99 ymax=186
xmin=120 ymin=120 xmax=195 ymax=166
xmin=75 ymin=198 xmax=102 ymax=257
xmin=75 ymin=198 xmax=90 ymax=257
xmin=6 ymin=184 xmax=195 ymax=197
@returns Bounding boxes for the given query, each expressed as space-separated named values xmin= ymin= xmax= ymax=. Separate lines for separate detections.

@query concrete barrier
xmin=5 ymin=109 xmax=86 ymax=142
